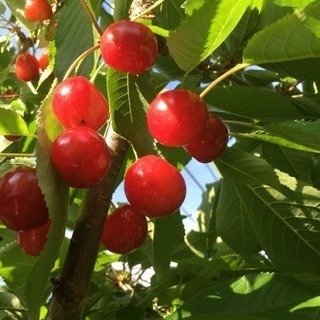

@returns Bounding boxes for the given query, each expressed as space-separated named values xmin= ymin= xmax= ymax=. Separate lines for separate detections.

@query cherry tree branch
xmin=48 ymin=128 xmax=129 ymax=320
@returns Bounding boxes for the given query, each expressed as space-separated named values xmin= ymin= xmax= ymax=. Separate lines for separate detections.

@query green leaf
xmin=216 ymin=180 xmax=260 ymax=254
xmin=242 ymin=68 xmax=280 ymax=86
xmin=158 ymin=0 xmax=185 ymax=30
xmin=152 ymin=212 xmax=185 ymax=280
xmin=205 ymin=86 xmax=302 ymax=121
xmin=107 ymin=69 xmax=155 ymax=156
xmin=25 ymin=90 xmax=69 ymax=320
xmin=54 ymin=0 xmax=95 ymax=80
xmin=167 ymin=273 xmax=320 ymax=319
xmin=113 ymin=0 xmax=133 ymax=20
xmin=0 ymin=109 xmax=29 ymax=136
xmin=214 ymin=147 xmax=280 ymax=190
xmin=0 ymin=288 xmax=24 ymax=312
xmin=237 ymin=179 xmax=320 ymax=275
xmin=243 ymin=2 xmax=320 ymax=80
xmin=167 ymin=0 xmax=252 ymax=72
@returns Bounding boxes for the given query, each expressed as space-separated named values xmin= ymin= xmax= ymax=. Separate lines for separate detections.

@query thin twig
xmin=80 ymin=0 xmax=103 ymax=35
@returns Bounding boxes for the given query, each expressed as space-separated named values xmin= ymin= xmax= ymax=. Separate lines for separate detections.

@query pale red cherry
xmin=15 ymin=53 xmax=40 ymax=82
xmin=147 ymin=89 xmax=209 ymax=147
xmin=124 ymin=155 xmax=186 ymax=218
xmin=24 ymin=0 xmax=53 ymax=22
xmin=52 ymin=76 xmax=109 ymax=131
xmin=100 ymin=20 xmax=158 ymax=75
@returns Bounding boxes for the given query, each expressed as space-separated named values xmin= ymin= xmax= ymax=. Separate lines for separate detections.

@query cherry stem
xmin=200 ymin=63 xmax=250 ymax=98
xmin=131 ymin=0 xmax=166 ymax=21
xmin=0 ymin=153 xmax=35 ymax=158
xmin=80 ymin=0 xmax=103 ymax=36
xmin=63 ymin=44 xmax=100 ymax=80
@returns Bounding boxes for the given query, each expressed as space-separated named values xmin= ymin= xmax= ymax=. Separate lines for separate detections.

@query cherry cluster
xmin=0 ymin=166 xmax=50 ymax=256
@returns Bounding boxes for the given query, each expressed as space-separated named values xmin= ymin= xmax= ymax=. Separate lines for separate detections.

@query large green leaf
xmin=54 ymin=0 xmax=95 ymax=80
xmin=237 ymin=177 xmax=320 ymax=275
xmin=167 ymin=273 xmax=320 ymax=319
xmin=152 ymin=212 xmax=185 ymax=280
xmin=158 ymin=0 xmax=185 ymax=29
xmin=216 ymin=180 xmax=261 ymax=255
xmin=107 ymin=69 xmax=155 ymax=156
xmin=243 ymin=2 xmax=320 ymax=80
xmin=205 ymin=86 xmax=302 ymax=121
xmin=113 ymin=0 xmax=133 ymax=20
xmin=25 ymin=90 xmax=69 ymax=320
xmin=167 ymin=0 xmax=252 ymax=72
xmin=214 ymin=147 xmax=280 ymax=190
xmin=0 ymin=109 xmax=29 ymax=136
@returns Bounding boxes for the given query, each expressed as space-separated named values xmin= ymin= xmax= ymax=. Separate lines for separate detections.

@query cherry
xmin=100 ymin=20 xmax=158 ymax=75
xmin=101 ymin=205 xmax=148 ymax=254
xmin=52 ymin=76 xmax=109 ymax=131
xmin=184 ymin=112 xmax=228 ymax=163
xmin=51 ymin=127 xmax=111 ymax=189
xmin=15 ymin=53 xmax=40 ymax=82
xmin=0 ymin=166 xmax=49 ymax=231
xmin=124 ymin=155 xmax=186 ymax=218
xmin=17 ymin=220 xmax=51 ymax=256
xmin=24 ymin=0 xmax=53 ymax=22
xmin=38 ymin=48 xmax=49 ymax=71
xmin=147 ymin=89 xmax=209 ymax=147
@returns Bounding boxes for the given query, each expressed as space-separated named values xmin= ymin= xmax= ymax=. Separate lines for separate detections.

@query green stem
xmin=80 ymin=0 xmax=103 ymax=35
xmin=63 ymin=44 xmax=100 ymax=81
xmin=131 ymin=0 xmax=166 ymax=21
xmin=199 ymin=63 xmax=250 ymax=98
xmin=0 ymin=153 xmax=35 ymax=157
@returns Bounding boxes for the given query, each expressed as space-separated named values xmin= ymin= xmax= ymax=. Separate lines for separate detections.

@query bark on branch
xmin=48 ymin=128 xmax=129 ymax=320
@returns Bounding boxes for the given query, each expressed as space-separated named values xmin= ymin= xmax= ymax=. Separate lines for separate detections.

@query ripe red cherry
xmin=100 ymin=20 xmax=158 ymax=75
xmin=101 ymin=205 xmax=148 ymax=254
xmin=17 ymin=220 xmax=51 ymax=256
xmin=38 ymin=48 xmax=49 ymax=71
xmin=52 ymin=76 xmax=109 ymax=131
xmin=124 ymin=155 xmax=186 ymax=218
xmin=184 ymin=113 xmax=228 ymax=163
xmin=0 ymin=166 xmax=49 ymax=231
xmin=24 ymin=0 xmax=53 ymax=22
xmin=15 ymin=53 xmax=40 ymax=82
xmin=147 ymin=89 xmax=209 ymax=147
xmin=51 ymin=127 xmax=111 ymax=189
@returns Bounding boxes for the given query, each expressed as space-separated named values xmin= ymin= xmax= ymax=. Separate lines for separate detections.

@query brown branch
xmin=48 ymin=128 xmax=129 ymax=320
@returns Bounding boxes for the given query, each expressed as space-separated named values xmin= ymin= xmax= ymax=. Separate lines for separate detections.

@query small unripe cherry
xmin=124 ymin=155 xmax=186 ymax=218
xmin=101 ymin=205 xmax=148 ymax=254
xmin=147 ymin=89 xmax=209 ymax=147
xmin=51 ymin=127 xmax=111 ymax=189
xmin=24 ymin=0 xmax=53 ymax=22
xmin=17 ymin=220 xmax=51 ymax=256
xmin=100 ymin=20 xmax=158 ymax=74
xmin=184 ymin=113 xmax=228 ymax=163
xmin=15 ymin=53 xmax=40 ymax=82
xmin=52 ymin=76 xmax=109 ymax=131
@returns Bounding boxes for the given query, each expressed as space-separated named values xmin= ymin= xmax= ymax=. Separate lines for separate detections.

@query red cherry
xmin=184 ymin=113 xmax=228 ymax=163
xmin=100 ymin=20 xmax=158 ymax=75
xmin=147 ymin=89 xmax=209 ymax=147
xmin=101 ymin=205 xmax=148 ymax=254
xmin=51 ymin=127 xmax=111 ymax=189
xmin=15 ymin=53 xmax=40 ymax=82
xmin=38 ymin=48 xmax=49 ymax=71
xmin=17 ymin=220 xmax=51 ymax=256
xmin=52 ymin=76 xmax=109 ymax=131
xmin=124 ymin=155 xmax=186 ymax=218
xmin=24 ymin=0 xmax=53 ymax=22
xmin=0 ymin=166 xmax=49 ymax=231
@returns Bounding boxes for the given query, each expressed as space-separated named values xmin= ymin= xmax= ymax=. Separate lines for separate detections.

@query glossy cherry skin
xmin=38 ymin=48 xmax=49 ymax=71
xmin=24 ymin=0 xmax=53 ymax=22
xmin=15 ymin=53 xmax=40 ymax=82
xmin=100 ymin=20 xmax=158 ymax=75
xmin=101 ymin=205 xmax=148 ymax=254
xmin=0 ymin=166 xmax=49 ymax=231
xmin=124 ymin=155 xmax=186 ymax=218
xmin=51 ymin=127 xmax=111 ymax=189
xmin=184 ymin=113 xmax=228 ymax=163
xmin=17 ymin=220 xmax=51 ymax=256
xmin=52 ymin=76 xmax=109 ymax=131
xmin=147 ymin=89 xmax=209 ymax=147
